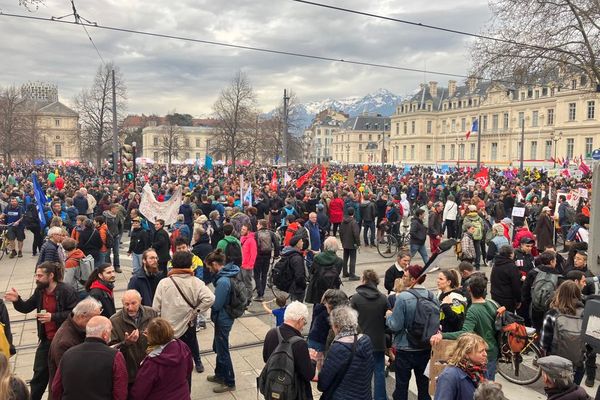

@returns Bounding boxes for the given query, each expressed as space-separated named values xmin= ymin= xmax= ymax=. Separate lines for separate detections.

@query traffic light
xmin=107 ymin=152 xmax=117 ymax=172
xmin=121 ymin=144 xmax=134 ymax=169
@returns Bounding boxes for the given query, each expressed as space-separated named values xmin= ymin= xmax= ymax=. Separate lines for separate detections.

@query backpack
xmin=405 ymin=289 xmax=440 ymax=348
xmin=104 ymin=229 xmax=115 ymax=248
xmin=565 ymin=205 xmax=576 ymax=225
xmin=566 ymin=223 xmax=581 ymax=242
xmin=224 ymin=272 xmax=250 ymax=319
xmin=256 ymin=230 xmax=273 ymax=254
xmin=281 ymin=207 xmax=296 ymax=227
xmin=454 ymin=241 xmax=463 ymax=260
xmin=314 ymin=260 xmax=341 ymax=291
xmin=552 ymin=309 xmax=585 ymax=368
xmin=75 ymin=255 xmax=95 ymax=286
xmin=469 ymin=218 xmax=484 ymax=241
xmin=531 ymin=269 xmax=559 ymax=312
xmin=271 ymin=256 xmax=295 ymax=292
xmin=257 ymin=327 xmax=304 ymax=400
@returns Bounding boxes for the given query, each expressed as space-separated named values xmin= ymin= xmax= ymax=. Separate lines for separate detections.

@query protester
xmin=85 ymin=263 xmax=117 ymax=318
xmin=152 ymin=219 xmax=171 ymax=275
xmin=305 ymin=236 xmax=343 ymax=305
xmin=36 ymin=226 xmax=63 ymax=266
xmin=240 ymin=224 xmax=257 ymax=303
xmin=537 ymin=356 xmax=591 ymax=400
xmin=281 ymin=235 xmax=309 ymax=302
xmin=0 ymin=353 xmax=29 ymax=400
xmin=128 ymin=217 xmax=150 ymax=275
xmin=490 ymin=245 xmax=522 ymax=313
xmin=127 ymin=249 xmax=163 ymax=306
xmin=253 ymin=219 xmax=280 ymax=301
xmin=409 ymin=208 xmax=429 ymax=264
xmin=384 ymin=252 xmax=410 ymax=294
xmin=437 ymin=270 xmax=467 ymax=332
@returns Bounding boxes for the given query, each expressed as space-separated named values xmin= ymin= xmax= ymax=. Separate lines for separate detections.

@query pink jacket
xmin=241 ymin=233 xmax=257 ymax=270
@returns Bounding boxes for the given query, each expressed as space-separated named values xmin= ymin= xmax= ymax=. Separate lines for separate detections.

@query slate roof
xmin=405 ymin=81 xmax=493 ymax=111
xmin=37 ymin=101 xmax=78 ymax=117
xmin=341 ymin=115 xmax=390 ymax=131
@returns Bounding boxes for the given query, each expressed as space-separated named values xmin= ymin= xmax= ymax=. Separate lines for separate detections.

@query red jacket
xmin=329 ymin=198 xmax=344 ymax=224
xmin=241 ymin=233 xmax=257 ymax=270
xmin=284 ymin=222 xmax=301 ymax=247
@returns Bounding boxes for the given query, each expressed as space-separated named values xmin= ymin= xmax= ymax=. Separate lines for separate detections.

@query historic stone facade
xmin=141 ymin=125 xmax=216 ymax=163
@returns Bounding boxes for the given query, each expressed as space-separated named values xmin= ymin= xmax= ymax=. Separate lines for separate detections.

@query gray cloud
xmin=0 ymin=0 xmax=490 ymax=115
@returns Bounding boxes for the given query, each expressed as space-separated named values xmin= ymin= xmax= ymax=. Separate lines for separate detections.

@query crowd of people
xmin=0 ymin=160 xmax=595 ymax=400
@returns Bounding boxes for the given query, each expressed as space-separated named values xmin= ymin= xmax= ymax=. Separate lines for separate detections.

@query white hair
xmin=323 ymin=237 xmax=340 ymax=252
xmin=85 ymin=316 xmax=112 ymax=338
xmin=122 ymin=289 xmax=142 ymax=302
xmin=73 ymin=297 xmax=102 ymax=318
xmin=47 ymin=226 xmax=63 ymax=236
xmin=329 ymin=306 xmax=359 ymax=332
xmin=283 ymin=301 xmax=309 ymax=322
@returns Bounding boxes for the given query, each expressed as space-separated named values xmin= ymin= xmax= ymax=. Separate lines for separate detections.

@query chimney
xmin=448 ymin=80 xmax=457 ymax=97
xmin=428 ymin=81 xmax=438 ymax=98
xmin=467 ymin=76 xmax=478 ymax=93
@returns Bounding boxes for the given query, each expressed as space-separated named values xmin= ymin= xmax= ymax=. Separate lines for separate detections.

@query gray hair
xmin=473 ymin=382 xmax=507 ymax=400
xmin=329 ymin=306 xmax=358 ymax=332
xmin=498 ymin=245 xmax=514 ymax=258
xmin=47 ymin=226 xmax=63 ymax=236
xmin=73 ymin=297 xmax=102 ymax=317
xmin=86 ymin=316 xmax=112 ymax=338
xmin=122 ymin=289 xmax=142 ymax=302
xmin=323 ymin=237 xmax=340 ymax=252
xmin=283 ymin=301 xmax=308 ymax=322
xmin=209 ymin=210 xmax=220 ymax=220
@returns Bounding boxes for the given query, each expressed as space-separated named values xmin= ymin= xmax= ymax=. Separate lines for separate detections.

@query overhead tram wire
xmin=291 ymin=0 xmax=573 ymax=56
xmin=1 ymin=10 xmax=597 ymax=93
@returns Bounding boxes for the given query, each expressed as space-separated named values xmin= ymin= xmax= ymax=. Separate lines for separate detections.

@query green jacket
xmin=217 ymin=235 xmax=241 ymax=252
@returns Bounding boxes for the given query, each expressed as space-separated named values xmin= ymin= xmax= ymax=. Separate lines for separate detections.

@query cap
xmin=537 ymin=355 xmax=573 ymax=380
xmin=289 ymin=235 xmax=303 ymax=247
xmin=520 ymin=237 xmax=535 ymax=245
xmin=468 ymin=205 xmax=477 ymax=212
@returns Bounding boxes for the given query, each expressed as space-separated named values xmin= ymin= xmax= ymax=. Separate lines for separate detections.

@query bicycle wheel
xmin=397 ymin=232 xmax=411 ymax=249
xmin=377 ymin=234 xmax=399 ymax=258
xmin=497 ymin=337 xmax=543 ymax=385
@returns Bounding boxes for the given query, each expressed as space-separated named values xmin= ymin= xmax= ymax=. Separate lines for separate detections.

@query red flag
xmin=270 ymin=171 xmax=278 ymax=191
xmin=579 ymin=155 xmax=591 ymax=175
xmin=474 ymin=167 xmax=489 ymax=189
xmin=320 ymin=166 xmax=327 ymax=188
xmin=465 ymin=130 xmax=471 ymax=140
xmin=296 ymin=166 xmax=318 ymax=188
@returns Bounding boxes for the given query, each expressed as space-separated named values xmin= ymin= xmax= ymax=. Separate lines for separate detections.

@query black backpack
xmin=271 ymin=255 xmax=295 ymax=292
xmin=405 ymin=289 xmax=440 ymax=349
xmin=257 ymin=327 xmax=305 ymax=400
xmin=224 ymin=271 xmax=250 ymax=319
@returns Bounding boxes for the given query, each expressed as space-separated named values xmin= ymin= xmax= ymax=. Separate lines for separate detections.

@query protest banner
xmin=138 ymin=183 xmax=182 ymax=226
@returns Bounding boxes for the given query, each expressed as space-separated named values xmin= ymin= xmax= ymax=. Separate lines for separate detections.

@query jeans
xmin=213 ymin=321 xmax=235 ymax=387
xmin=363 ymin=221 xmax=376 ymax=246
xmin=253 ymin=254 xmax=270 ymax=297
xmin=96 ymin=251 xmax=110 ymax=268
xmin=473 ymin=239 xmax=482 ymax=269
xmin=486 ymin=359 xmax=496 ymax=381
xmin=31 ymin=338 xmax=51 ymax=400
xmin=393 ymin=349 xmax=430 ymax=400
xmin=180 ymin=324 xmax=201 ymax=366
xmin=240 ymin=268 xmax=254 ymax=303
xmin=131 ymin=253 xmax=143 ymax=275
xmin=445 ymin=219 xmax=457 ymax=239
xmin=111 ymin=234 xmax=121 ymax=268
xmin=410 ymin=243 xmax=429 ymax=264
xmin=343 ymin=248 xmax=357 ymax=276
xmin=575 ymin=367 xmax=585 ymax=385
xmin=373 ymin=351 xmax=388 ymax=400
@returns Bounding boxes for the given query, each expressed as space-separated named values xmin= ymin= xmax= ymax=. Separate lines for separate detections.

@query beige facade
xmin=36 ymin=102 xmax=80 ymax=161
xmin=304 ymin=109 xmax=349 ymax=163
xmin=332 ymin=114 xmax=391 ymax=164
xmin=388 ymin=78 xmax=600 ymax=167
xmin=141 ymin=125 xmax=216 ymax=163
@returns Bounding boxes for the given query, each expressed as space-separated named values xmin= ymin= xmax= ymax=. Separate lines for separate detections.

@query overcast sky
xmin=0 ymin=0 xmax=491 ymax=115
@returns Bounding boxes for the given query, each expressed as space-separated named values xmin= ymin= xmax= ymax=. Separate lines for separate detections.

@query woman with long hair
xmin=437 ymin=270 xmax=467 ymax=332
xmin=434 ymin=333 xmax=488 ymax=400
xmin=129 ymin=318 xmax=193 ymax=400
xmin=0 ymin=353 xmax=29 ymax=400
xmin=540 ymin=281 xmax=586 ymax=384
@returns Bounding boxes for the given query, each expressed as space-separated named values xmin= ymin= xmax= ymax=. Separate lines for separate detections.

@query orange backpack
xmin=502 ymin=322 xmax=528 ymax=353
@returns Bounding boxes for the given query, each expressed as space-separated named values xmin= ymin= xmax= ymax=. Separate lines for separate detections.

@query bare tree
xmin=16 ymin=0 xmax=44 ymax=10
xmin=0 ymin=86 xmax=31 ymax=163
xmin=471 ymin=0 xmax=600 ymax=85
xmin=73 ymin=62 xmax=127 ymax=169
xmin=157 ymin=123 xmax=184 ymax=164
xmin=212 ymin=71 xmax=256 ymax=166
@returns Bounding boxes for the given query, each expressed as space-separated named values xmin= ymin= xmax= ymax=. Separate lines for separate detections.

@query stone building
xmin=304 ymin=109 xmax=349 ymax=163
xmin=332 ymin=114 xmax=391 ymax=164
xmin=141 ymin=125 xmax=216 ymax=163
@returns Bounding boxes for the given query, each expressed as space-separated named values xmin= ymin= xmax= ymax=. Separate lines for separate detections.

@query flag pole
xmin=476 ymin=114 xmax=482 ymax=171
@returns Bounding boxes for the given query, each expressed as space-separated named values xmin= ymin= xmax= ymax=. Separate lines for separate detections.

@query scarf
xmin=168 ymin=268 xmax=194 ymax=277
xmin=457 ymin=359 xmax=486 ymax=388
xmin=333 ymin=328 xmax=357 ymax=342
xmin=90 ymin=279 xmax=114 ymax=297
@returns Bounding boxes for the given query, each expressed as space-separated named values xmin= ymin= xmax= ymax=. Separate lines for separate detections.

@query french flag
xmin=466 ymin=119 xmax=478 ymax=140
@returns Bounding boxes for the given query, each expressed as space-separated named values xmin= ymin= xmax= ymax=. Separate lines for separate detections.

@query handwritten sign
xmin=138 ymin=183 xmax=182 ymax=226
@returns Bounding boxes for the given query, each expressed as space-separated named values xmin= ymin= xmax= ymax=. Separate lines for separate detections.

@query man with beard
xmin=85 ymin=263 xmax=117 ymax=318
xmin=4 ymin=261 xmax=78 ymax=400
xmin=128 ymin=249 xmax=164 ymax=306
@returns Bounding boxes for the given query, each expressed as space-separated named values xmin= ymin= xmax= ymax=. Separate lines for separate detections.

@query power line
xmin=291 ymin=0 xmax=571 ymax=55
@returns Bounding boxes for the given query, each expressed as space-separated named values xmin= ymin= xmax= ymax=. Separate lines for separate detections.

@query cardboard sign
xmin=579 ymin=188 xmax=589 ymax=199
xmin=347 ymin=170 xmax=355 ymax=186
xmin=512 ymin=207 xmax=526 ymax=217
xmin=583 ymin=299 xmax=600 ymax=353
xmin=428 ymin=339 xmax=455 ymax=395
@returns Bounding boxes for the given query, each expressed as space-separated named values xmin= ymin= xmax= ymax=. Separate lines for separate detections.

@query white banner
xmin=138 ymin=183 xmax=182 ymax=226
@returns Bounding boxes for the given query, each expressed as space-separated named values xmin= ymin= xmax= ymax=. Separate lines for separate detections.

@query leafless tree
xmin=212 ymin=71 xmax=256 ymax=166
xmin=157 ymin=123 xmax=184 ymax=164
xmin=471 ymin=0 xmax=600 ymax=86
xmin=16 ymin=0 xmax=44 ymax=10
xmin=73 ymin=62 xmax=127 ymax=169
xmin=0 ymin=86 xmax=30 ymax=163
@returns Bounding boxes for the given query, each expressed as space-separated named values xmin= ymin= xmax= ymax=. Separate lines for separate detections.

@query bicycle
xmin=0 ymin=225 xmax=12 ymax=261
xmin=377 ymin=222 xmax=410 ymax=258
xmin=496 ymin=326 xmax=543 ymax=385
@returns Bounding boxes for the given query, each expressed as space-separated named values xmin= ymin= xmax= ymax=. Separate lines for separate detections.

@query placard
xmin=512 ymin=207 xmax=525 ymax=217
xmin=583 ymin=299 xmax=600 ymax=353
xmin=347 ymin=170 xmax=355 ymax=186
xmin=428 ymin=339 xmax=455 ymax=395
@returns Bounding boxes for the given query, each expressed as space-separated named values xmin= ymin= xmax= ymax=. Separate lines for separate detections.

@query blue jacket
xmin=179 ymin=203 xmax=193 ymax=226
xmin=304 ymin=221 xmax=321 ymax=251
xmin=386 ymin=286 xmax=439 ymax=350
xmin=318 ymin=334 xmax=374 ymax=400
xmin=127 ymin=269 xmax=164 ymax=307
xmin=433 ymin=366 xmax=475 ymax=400
xmin=307 ymin=303 xmax=330 ymax=345
xmin=211 ymin=262 xmax=240 ymax=325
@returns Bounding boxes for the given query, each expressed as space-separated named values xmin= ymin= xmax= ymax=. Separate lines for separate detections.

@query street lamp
xmin=346 ymin=144 xmax=350 ymax=164
xmin=551 ymin=131 xmax=562 ymax=168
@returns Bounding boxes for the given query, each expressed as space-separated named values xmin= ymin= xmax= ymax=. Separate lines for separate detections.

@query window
xmin=411 ymin=121 xmax=416 ymax=134
xmin=427 ymin=121 xmax=432 ymax=134
xmin=359 ymin=134 xmax=363 ymax=141
xmin=426 ymin=145 xmax=432 ymax=160
xmin=402 ymin=122 xmax=407 ymax=134
xmin=196 ymin=138 xmax=200 ymax=147
xmin=184 ymin=152 xmax=190 ymax=159
xmin=530 ymin=141 xmax=537 ymax=160
xmin=396 ymin=123 xmax=400 ymax=135
xmin=368 ymin=134 xmax=372 ymax=141
xmin=568 ymin=103 xmax=576 ymax=121
xmin=459 ymin=144 xmax=465 ymax=159
xmin=442 ymin=120 xmax=447 ymax=133
xmin=461 ymin=118 xmax=466 ymax=132
xmin=451 ymin=119 xmax=456 ymax=132
xmin=153 ymin=137 xmax=159 ymax=146
xmin=441 ymin=145 xmax=446 ymax=160
xmin=54 ymin=144 xmax=62 ymax=157
xmin=585 ymin=137 xmax=593 ymax=158
xmin=470 ymin=143 xmax=476 ymax=160
xmin=54 ymin=119 xmax=60 ymax=127
xmin=196 ymin=153 xmax=200 ymax=159
xmin=482 ymin=115 xmax=488 ymax=131
xmin=450 ymin=144 xmax=455 ymax=160
xmin=588 ymin=101 xmax=596 ymax=119
xmin=532 ymin=111 xmax=539 ymax=127
xmin=394 ymin=146 xmax=399 ymax=161
xmin=403 ymin=145 xmax=407 ymax=159
xmin=491 ymin=142 xmax=498 ymax=161
xmin=545 ymin=141 xmax=552 ymax=160
xmin=359 ymin=144 xmax=362 ymax=150
xmin=184 ymin=138 xmax=190 ymax=147
xmin=410 ymin=145 xmax=415 ymax=160
xmin=154 ymin=152 xmax=159 ymax=160
xmin=503 ymin=113 xmax=509 ymax=130
xmin=358 ymin=154 xmax=362 ymax=162
xmin=492 ymin=114 xmax=499 ymax=131
xmin=567 ymin=138 xmax=574 ymax=159
xmin=518 ymin=112 xmax=525 ymax=128
xmin=547 ymin=109 xmax=554 ymax=125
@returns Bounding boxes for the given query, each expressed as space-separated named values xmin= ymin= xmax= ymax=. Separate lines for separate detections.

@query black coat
xmin=350 ymin=283 xmax=387 ymax=351
xmin=152 ymin=228 xmax=171 ymax=263
xmin=192 ymin=234 xmax=215 ymax=284
xmin=339 ymin=216 xmax=360 ymax=250
xmin=78 ymin=227 xmax=102 ymax=259
xmin=409 ymin=218 xmax=427 ymax=245
xmin=88 ymin=283 xmax=116 ymax=318
xmin=384 ymin=264 xmax=404 ymax=294
xmin=129 ymin=227 xmax=150 ymax=255
xmin=490 ymin=255 xmax=522 ymax=312
xmin=281 ymin=248 xmax=307 ymax=295
xmin=127 ymin=269 xmax=163 ymax=307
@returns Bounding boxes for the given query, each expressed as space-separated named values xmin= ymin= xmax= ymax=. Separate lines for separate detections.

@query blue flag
xmin=403 ymin=165 xmax=411 ymax=175
xmin=441 ymin=164 xmax=449 ymax=173
xmin=205 ymin=155 xmax=213 ymax=170
xmin=243 ymin=185 xmax=253 ymax=205
xmin=32 ymin=173 xmax=47 ymax=227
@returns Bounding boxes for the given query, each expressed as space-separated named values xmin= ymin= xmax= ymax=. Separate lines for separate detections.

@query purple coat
xmin=129 ymin=339 xmax=193 ymax=400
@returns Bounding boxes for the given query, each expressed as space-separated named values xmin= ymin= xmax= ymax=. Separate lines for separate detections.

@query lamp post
xmin=346 ymin=144 xmax=350 ymax=164
xmin=551 ymin=131 xmax=562 ymax=168
xmin=519 ymin=118 xmax=525 ymax=175
xmin=131 ymin=141 xmax=137 ymax=190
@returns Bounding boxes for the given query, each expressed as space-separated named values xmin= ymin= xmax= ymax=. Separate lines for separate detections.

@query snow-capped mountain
xmin=269 ymin=88 xmax=402 ymax=134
